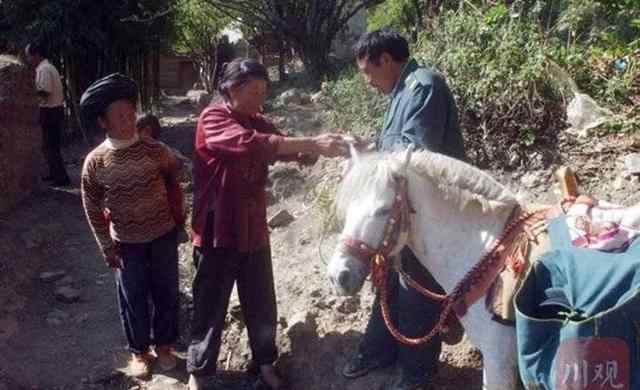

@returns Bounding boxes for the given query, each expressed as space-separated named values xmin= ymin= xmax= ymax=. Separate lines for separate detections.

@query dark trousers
xmin=187 ymin=241 xmax=278 ymax=376
xmin=39 ymin=106 xmax=69 ymax=182
xmin=116 ymin=228 xmax=179 ymax=354
xmin=358 ymin=248 xmax=443 ymax=380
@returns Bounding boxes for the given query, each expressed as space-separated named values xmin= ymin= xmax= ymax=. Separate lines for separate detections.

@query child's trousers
xmin=116 ymin=227 xmax=179 ymax=354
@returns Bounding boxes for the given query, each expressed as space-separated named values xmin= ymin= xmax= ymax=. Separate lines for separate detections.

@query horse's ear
xmin=339 ymin=144 xmax=359 ymax=179
xmin=349 ymin=142 xmax=361 ymax=165
xmin=401 ymin=144 xmax=415 ymax=173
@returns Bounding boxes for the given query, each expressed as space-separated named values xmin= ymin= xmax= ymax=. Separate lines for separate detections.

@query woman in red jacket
xmin=187 ymin=58 xmax=348 ymax=390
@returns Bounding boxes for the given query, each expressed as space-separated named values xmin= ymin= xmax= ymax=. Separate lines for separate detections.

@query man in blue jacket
xmin=343 ymin=27 xmax=465 ymax=390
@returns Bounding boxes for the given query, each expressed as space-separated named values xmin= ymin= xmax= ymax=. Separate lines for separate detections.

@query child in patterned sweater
xmin=79 ymin=74 xmax=182 ymax=378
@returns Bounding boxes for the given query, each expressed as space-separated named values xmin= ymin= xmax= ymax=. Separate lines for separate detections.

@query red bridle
xmin=339 ymin=173 xmax=549 ymax=346
xmin=341 ymin=175 xmax=412 ymax=286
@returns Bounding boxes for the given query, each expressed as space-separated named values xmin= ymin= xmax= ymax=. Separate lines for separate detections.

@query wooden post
xmin=555 ymin=166 xmax=579 ymax=198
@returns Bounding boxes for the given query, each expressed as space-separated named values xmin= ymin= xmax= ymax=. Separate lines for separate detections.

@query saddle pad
xmin=514 ymin=216 xmax=640 ymax=389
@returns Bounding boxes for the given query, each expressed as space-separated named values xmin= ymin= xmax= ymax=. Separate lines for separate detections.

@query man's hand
xmin=313 ymin=134 xmax=349 ymax=157
xmin=103 ymin=244 xmax=123 ymax=269
xmin=343 ymin=135 xmax=375 ymax=152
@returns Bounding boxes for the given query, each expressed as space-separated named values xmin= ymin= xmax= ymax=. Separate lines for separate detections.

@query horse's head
xmin=328 ymin=146 xmax=414 ymax=295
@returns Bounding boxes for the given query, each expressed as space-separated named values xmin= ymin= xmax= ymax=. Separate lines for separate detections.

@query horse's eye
xmin=373 ymin=208 xmax=391 ymax=217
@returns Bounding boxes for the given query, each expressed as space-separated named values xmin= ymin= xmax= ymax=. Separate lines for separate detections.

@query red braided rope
xmin=377 ymin=206 xmax=549 ymax=346
xmin=375 ymin=256 xmax=454 ymax=346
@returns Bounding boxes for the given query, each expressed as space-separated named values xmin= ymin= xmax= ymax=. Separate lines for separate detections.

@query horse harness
xmin=341 ymin=174 xmax=549 ymax=346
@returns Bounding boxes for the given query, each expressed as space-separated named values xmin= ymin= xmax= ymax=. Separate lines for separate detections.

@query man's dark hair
xmin=136 ymin=113 xmax=162 ymax=139
xmin=352 ymin=27 xmax=410 ymax=64
xmin=26 ymin=41 xmax=47 ymax=58
xmin=218 ymin=58 xmax=269 ymax=101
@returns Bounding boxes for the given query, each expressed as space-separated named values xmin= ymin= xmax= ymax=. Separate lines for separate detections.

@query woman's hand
xmin=313 ymin=133 xmax=350 ymax=157
xmin=297 ymin=153 xmax=319 ymax=166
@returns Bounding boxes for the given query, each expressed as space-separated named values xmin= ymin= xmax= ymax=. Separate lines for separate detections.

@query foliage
xmin=415 ymin=3 xmax=566 ymax=168
xmin=324 ymin=0 xmax=640 ymax=170
xmin=321 ymin=67 xmax=387 ymax=137
xmin=368 ymin=0 xmax=424 ymax=41
xmin=171 ymin=0 xmax=230 ymax=92
xmin=1 ymin=0 xmax=175 ymax=138
xmin=202 ymin=0 xmax=384 ymax=84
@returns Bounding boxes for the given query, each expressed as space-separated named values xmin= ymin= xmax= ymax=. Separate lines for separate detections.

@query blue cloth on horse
xmin=515 ymin=216 xmax=640 ymax=390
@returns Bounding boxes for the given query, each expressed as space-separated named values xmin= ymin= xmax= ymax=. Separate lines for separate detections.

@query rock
xmin=278 ymin=88 xmax=303 ymax=105
xmin=285 ymin=310 xmax=318 ymax=337
xmin=268 ymin=209 xmax=294 ymax=228
xmin=520 ymin=172 xmax=542 ymax=188
xmin=54 ymin=286 xmax=81 ymax=303
xmin=268 ymin=164 xmax=305 ymax=202
xmin=613 ymin=175 xmax=626 ymax=190
xmin=55 ymin=275 xmax=74 ymax=287
xmin=278 ymin=316 xmax=288 ymax=329
xmin=147 ymin=375 xmax=182 ymax=390
xmin=336 ymin=296 xmax=360 ymax=314
xmin=299 ymin=93 xmax=311 ymax=105
xmin=186 ymin=89 xmax=212 ymax=109
xmin=310 ymin=91 xmax=323 ymax=104
xmin=39 ymin=270 xmax=67 ymax=283
xmin=622 ymin=153 xmax=640 ymax=175
xmin=229 ymin=303 xmax=244 ymax=324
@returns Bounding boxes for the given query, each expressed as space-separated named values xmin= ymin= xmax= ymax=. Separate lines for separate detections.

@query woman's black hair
xmin=217 ymin=58 xmax=270 ymax=101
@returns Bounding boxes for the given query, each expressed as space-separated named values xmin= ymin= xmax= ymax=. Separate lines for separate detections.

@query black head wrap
xmin=79 ymin=73 xmax=138 ymax=131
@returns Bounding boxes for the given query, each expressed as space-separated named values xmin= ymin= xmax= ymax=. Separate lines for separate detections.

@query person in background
xmin=80 ymin=73 xmax=183 ymax=378
xmin=136 ymin=112 xmax=190 ymax=240
xmin=25 ymin=41 xmax=70 ymax=186
xmin=212 ymin=35 xmax=234 ymax=90
xmin=187 ymin=58 xmax=349 ymax=390
xmin=136 ymin=113 xmax=162 ymax=140
xmin=343 ymin=27 xmax=466 ymax=390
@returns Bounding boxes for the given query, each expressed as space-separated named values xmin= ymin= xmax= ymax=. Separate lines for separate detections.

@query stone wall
xmin=0 ymin=55 xmax=41 ymax=214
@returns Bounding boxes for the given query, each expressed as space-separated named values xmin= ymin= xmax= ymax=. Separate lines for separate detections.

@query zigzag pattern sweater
xmin=81 ymin=137 xmax=182 ymax=254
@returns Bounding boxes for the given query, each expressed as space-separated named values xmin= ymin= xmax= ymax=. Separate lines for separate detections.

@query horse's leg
xmin=477 ymin=322 xmax=519 ymax=390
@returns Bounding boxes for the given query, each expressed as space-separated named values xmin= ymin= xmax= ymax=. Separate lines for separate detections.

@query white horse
xmin=327 ymin=147 xmax=526 ymax=390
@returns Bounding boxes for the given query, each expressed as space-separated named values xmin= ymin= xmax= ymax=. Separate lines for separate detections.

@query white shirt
xmin=35 ymin=59 xmax=64 ymax=108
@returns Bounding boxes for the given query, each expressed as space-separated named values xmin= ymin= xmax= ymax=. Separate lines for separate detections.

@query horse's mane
xmin=336 ymin=150 xmax=519 ymax=218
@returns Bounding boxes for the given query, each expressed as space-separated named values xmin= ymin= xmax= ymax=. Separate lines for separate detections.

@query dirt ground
xmin=1 ymin=93 xmax=639 ymax=390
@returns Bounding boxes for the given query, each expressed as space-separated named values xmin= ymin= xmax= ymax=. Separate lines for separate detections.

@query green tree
xmin=171 ymin=0 xmax=230 ymax=92
xmin=368 ymin=0 xmax=425 ymax=41
xmin=1 ymin=0 xmax=174 ymax=138
xmin=203 ymin=0 xmax=384 ymax=84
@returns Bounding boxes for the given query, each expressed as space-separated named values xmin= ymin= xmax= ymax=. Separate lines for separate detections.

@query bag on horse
xmin=515 ymin=215 xmax=640 ymax=390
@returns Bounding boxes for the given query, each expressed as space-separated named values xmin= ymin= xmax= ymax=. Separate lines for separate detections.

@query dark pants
xmin=39 ymin=106 xmax=69 ymax=182
xmin=187 ymin=235 xmax=278 ymax=376
xmin=116 ymin=228 xmax=179 ymax=354
xmin=358 ymin=248 xmax=443 ymax=380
